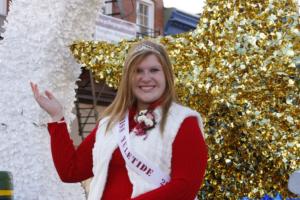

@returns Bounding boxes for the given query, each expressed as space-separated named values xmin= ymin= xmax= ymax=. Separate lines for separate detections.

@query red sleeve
xmin=131 ymin=116 xmax=208 ymax=200
xmin=47 ymin=121 xmax=97 ymax=182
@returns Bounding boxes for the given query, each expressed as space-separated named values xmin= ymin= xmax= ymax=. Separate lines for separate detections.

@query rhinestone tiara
xmin=132 ymin=43 xmax=161 ymax=55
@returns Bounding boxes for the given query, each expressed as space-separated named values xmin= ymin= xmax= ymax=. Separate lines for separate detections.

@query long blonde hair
xmin=101 ymin=40 xmax=177 ymax=133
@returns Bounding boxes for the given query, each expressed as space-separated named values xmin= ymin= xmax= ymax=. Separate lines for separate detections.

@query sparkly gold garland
xmin=70 ymin=0 xmax=300 ymax=199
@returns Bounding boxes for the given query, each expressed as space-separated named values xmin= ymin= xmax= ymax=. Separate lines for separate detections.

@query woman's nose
xmin=140 ymin=71 xmax=151 ymax=81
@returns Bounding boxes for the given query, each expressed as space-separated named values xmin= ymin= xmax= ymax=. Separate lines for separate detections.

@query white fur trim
xmin=88 ymin=103 xmax=205 ymax=199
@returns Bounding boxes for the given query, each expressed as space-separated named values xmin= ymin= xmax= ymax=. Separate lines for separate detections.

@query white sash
xmin=118 ymin=112 xmax=199 ymax=200
xmin=117 ymin=113 xmax=170 ymax=187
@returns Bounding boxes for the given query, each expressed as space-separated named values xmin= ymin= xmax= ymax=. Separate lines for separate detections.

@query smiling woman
xmin=31 ymin=40 xmax=208 ymax=200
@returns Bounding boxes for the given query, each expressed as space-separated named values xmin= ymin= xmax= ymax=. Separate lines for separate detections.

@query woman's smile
xmin=139 ymin=85 xmax=156 ymax=92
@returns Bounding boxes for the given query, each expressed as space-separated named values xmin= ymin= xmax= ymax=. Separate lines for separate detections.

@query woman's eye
xmin=150 ymin=68 xmax=159 ymax=73
xmin=136 ymin=69 xmax=143 ymax=73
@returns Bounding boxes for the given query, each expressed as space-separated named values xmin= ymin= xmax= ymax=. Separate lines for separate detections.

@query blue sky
xmin=163 ymin=0 xmax=204 ymax=14
xmin=163 ymin=0 xmax=300 ymax=15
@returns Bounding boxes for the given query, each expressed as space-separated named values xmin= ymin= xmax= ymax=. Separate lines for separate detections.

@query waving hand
xmin=30 ymin=82 xmax=64 ymax=121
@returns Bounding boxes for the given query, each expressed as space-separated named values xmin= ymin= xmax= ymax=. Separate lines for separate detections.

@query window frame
xmin=136 ymin=0 xmax=154 ymax=33
xmin=102 ymin=1 xmax=112 ymax=15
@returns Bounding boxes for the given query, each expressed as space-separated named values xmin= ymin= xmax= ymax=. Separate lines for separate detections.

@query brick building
xmin=104 ymin=0 xmax=164 ymax=37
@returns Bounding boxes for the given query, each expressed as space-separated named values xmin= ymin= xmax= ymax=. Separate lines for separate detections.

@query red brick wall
xmin=153 ymin=0 xmax=164 ymax=35
xmin=111 ymin=0 xmax=164 ymax=36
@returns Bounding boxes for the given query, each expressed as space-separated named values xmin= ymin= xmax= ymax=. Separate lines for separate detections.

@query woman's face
xmin=132 ymin=54 xmax=166 ymax=110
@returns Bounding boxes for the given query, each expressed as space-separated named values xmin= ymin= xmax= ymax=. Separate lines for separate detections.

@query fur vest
xmin=88 ymin=102 xmax=204 ymax=200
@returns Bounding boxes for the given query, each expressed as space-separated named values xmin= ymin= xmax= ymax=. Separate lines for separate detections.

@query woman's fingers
xmin=30 ymin=82 xmax=51 ymax=103
xmin=30 ymin=82 xmax=34 ymax=91
xmin=45 ymin=90 xmax=55 ymax=100
xmin=30 ymin=82 xmax=39 ymax=99
xmin=30 ymin=82 xmax=53 ymax=100
xmin=30 ymin=82 xmax=36 ymax=95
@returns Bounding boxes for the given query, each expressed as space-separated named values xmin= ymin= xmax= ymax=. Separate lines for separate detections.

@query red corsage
xmin=133 ymin=110 xmax=156 ymax=138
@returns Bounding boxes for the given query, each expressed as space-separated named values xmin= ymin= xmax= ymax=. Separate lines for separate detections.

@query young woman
xmin=31 ymin=40 xmax=208 ymax=200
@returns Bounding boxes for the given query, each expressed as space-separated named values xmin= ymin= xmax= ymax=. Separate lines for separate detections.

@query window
xmin=0 ymin=0 xmax=7 ymax=16
xmin=136 ymin=0 xmax=154 ymax=37
xmin=102 ymin=1 xmax=112 ymax=15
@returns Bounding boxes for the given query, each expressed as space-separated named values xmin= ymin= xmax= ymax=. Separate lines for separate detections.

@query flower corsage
xmin=133 ymin=109 xmax=156 ymax=138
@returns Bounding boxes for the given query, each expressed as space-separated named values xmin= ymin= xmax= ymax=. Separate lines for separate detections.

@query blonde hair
xmin=101 ymin=40 xmax=177 ymax=133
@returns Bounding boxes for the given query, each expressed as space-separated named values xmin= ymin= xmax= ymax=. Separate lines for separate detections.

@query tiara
xmin=132 ymin=43 xmax=161 ymax=55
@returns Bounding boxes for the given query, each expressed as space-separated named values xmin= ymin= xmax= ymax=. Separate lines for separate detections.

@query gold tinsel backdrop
xmin=70 ymin=0 xmax=300 ymax=199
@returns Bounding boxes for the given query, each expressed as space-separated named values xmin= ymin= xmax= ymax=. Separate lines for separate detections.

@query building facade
xmin=164 ymin=7 xmax=200 ymax=35
xmin=106 ymin=0 xmax=164 ymax=37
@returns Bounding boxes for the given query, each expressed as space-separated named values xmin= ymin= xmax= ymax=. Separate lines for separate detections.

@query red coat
xmin=48 ymin=108 xmax=208 ymax=200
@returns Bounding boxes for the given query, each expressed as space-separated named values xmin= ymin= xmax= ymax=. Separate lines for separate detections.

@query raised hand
xmin=30 ymin=82 xmax=64 ymax=121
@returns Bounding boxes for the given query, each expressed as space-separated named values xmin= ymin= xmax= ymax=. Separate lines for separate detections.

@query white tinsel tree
xmin=0 ymin=0 xmax=102 ymax=199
